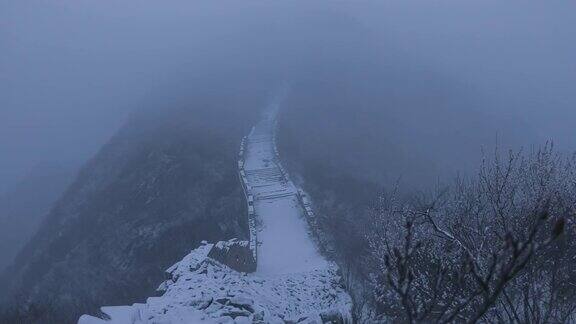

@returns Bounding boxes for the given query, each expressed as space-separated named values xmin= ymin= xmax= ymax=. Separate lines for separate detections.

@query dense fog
xmin=2 ymin=1 xmax=576 ymax=322
xmin=350 ymin=0 xmax=576 ymax=148
xmin=2 ymin=0 xmax=575 ymax=192
xmin=1 ymin=0 xmax=575 ymax=245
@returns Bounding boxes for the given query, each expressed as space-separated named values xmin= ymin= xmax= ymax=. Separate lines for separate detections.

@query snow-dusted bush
xmin=369 ymin=145 xmax=576 ymax=323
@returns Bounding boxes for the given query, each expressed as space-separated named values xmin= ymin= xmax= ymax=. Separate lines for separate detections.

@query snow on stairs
xmin=258 ymin=191 xmax=293 ymax=201
xmin=245 ymin=168 xmax=285 ymax=185
xmin=242 ymin=95 xmax=341 ymax=275
xmin=244 ymin=166 xmax=295 ymax=201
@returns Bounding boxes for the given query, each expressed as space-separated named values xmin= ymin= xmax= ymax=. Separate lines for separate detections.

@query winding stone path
xmin=242 ymin=98 xmax=328 ymax=275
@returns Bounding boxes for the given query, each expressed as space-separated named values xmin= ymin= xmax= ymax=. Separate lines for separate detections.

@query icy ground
xmin=78 ymin=96 xmax=352 ymax=323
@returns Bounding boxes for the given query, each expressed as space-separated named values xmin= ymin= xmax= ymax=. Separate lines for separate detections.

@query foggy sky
xmin=1 ymin=0 xmax=576 ymax=193
xmin=348 ymin=0 xmax=576 ymax=148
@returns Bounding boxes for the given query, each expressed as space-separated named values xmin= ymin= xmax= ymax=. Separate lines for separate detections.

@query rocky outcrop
xmin=207 ymin=239 xmax=256 ymax=273
xmin=79 ymin=241 xmax=352 ymax=324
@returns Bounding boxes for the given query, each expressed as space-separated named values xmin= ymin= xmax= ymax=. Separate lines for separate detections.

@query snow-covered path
xmin=243 ymin=101 xmax=327 ymax=275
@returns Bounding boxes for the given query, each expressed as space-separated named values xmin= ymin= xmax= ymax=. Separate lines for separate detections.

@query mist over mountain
xmin=0 ymin=163 xmax=75 ymax=273
xmin=1 ymin=0 xmax=576 ymax=323
xmin=2 ymin=0 xmax=575 ymax=189
xmin=0 ymin=83 xmax=268 ymax=322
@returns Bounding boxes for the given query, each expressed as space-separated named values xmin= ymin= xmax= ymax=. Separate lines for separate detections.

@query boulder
xmin=208 ymin=239 xmax=256 ymax=273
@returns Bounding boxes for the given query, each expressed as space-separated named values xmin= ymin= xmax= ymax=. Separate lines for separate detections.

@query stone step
xmin=257 ymin=192 xmax=294 ymax=200
xmin=245 ymin=167 xmax=279 ymax=174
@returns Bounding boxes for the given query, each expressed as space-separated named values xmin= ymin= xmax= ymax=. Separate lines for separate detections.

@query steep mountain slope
xmin=78 ymin=94 xmax=352 ymax=324
xmin=0 ymin=87 xmax=266 ymax=323
xmin=0 ymin=163 xmax=74 ymax=273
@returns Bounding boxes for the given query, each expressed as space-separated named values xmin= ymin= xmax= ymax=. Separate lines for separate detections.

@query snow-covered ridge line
xmin=78 ymin=89 xmax=353 ymax=323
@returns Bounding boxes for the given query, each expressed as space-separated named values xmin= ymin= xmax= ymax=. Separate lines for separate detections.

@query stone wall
xmin=238 ymin=135 xmax=258 ymax=262
xmin=207 ymin=239 xmax=256 ymax=273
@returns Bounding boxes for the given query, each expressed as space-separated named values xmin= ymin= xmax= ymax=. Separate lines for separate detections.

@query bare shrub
xmin=369 ymin=145 xmax=575 ymax=323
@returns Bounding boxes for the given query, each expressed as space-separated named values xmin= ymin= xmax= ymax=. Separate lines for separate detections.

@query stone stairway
xmin=245 ymin=169 xmax=293 ymax=200
xmin=243 ymin=114 xmax=298 ymax=204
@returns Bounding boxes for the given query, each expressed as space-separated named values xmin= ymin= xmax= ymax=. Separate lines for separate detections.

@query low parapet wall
xmin=238 ymin=135 xmax=258 ymax=262
xmin=271 ymin=120 xmax=332 ymax=255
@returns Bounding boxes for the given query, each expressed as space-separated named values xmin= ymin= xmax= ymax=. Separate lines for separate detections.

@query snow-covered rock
xmin=207 ymin=239 xmax=256 ymax=273
xmin=78 ymin=241 xmax=352 ymax=324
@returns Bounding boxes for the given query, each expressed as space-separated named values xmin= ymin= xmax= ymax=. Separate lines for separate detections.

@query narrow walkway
xmin=243 ymin=99 xmax=328 ymax=275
